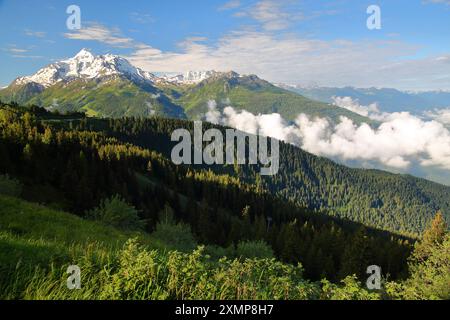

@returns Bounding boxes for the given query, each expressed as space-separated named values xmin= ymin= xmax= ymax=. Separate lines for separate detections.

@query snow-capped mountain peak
xmin=10 ymin=49 xmax=238 ymax=88
xmin=162 ymin=70 xmax=219 ymax=84
xmin=13 ymin=49 xmax=157 ymax=87
xmin=73 ymin=48 xmax=95 ymax=60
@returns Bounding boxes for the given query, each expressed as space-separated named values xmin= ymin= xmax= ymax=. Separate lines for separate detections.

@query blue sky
xmin=1 ymin=0 xmax=450 ymax=90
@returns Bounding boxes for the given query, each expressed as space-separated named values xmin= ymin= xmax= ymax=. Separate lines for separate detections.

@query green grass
xmin=0 ymin=194 xmax=385 ymax=300
xmin=0 ymin=194 xmax=139 ymax=247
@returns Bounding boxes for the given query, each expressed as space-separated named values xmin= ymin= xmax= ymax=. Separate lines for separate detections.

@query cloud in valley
xmin=425 ymin=108 xmax=450 ymax=125
xmin=332 ymin=96 xmax=380 ymax=118
xmin=205 ymin=100 xmax=450 ymax=182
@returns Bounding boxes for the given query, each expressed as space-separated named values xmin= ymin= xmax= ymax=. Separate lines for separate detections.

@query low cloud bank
xmin=205 ymin=98 xmax=450 ymax=175
xmin=424 ymin=108 xmax=450 ymax=125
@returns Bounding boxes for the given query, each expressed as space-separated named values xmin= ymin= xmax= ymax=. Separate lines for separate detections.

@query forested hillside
xmin=71 ymin=110 xmax=449 ymax=237
xmin=0 ymin=101 xmax=416 ymax=282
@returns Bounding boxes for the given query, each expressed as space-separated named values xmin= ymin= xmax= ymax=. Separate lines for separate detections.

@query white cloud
xmin=425 ymin=108 xmax=450 ymax=124
xmin=127 ymin=30 xmax=450 ymax=91
xmin=234 ymin=0 xmax=303 ymax=31
xmin=204 ymin=101 xmax=450 ymax=176
xmin=24 ymin=29 xmax=46 ymax=38
xmin=10 ymin=55 xmax=44 ymax=59
xmin=424 ymin=0 xmax=450 ymax=5
xmin=5 ymin=48 xmax=28 ymax=53
xmin=62 ymin=8 xmax=450 ymax=91
xmin=130 ymin=12 xmax=154 ymax=24
xmin=64 ymin=22 xmax=135 ymax=48
xmin=205 ymin=100 xmax=222 ymax=124
xmin=145 ymin=101 xmax=156 ymax=116
xmin=218 ymin=0 xmax=241 ymax=11
xmin=4 ymin=46 xmax=43 ymax=59
xmin=332 ymin=96 xmax=380 ymax=118
xmin=297 ymin=112 xmax=450 ymax=170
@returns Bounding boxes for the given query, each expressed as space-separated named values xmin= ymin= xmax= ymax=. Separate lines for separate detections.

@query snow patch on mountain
xmin=162 ymin=70 xmax=219 ymax=84
xmin=13 ymin=49 xmax=158 ymax=87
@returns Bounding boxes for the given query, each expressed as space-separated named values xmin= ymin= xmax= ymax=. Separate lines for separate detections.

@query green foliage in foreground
xmin=0 ymin=194 xmax=448 ymax=300
xmin=151 ymin=204 xmax=197 ymax=252
xmin=3 ymin=237 xmax=378 ymax=300
xmin=85 ymin=195 xmax=145 ymax=231
xmin=236 ymin=240 xmax=274 ymax=260
xmin=386 ymin=213 xmax=450 ymax=300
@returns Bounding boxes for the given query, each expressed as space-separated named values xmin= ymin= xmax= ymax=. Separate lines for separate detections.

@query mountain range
xmin=2 ymin=49 xmax=449 ymax=186
xmin=280 ymin=84 xmax=450 ymax=115
xmin=0 ymin=49 xmax=369 ymax=124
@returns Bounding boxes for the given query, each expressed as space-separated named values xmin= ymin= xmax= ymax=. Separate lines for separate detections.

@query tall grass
xmin=0 ymin=195 xmax=386 ymax=300
xmin=1 ymin=237 xmax=381 ymax=300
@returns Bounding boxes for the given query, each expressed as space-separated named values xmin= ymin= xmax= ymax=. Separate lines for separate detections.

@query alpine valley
xmin=1 ymin=49 xmax=449 ymax=301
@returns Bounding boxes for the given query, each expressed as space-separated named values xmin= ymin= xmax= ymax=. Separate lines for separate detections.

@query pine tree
xmin=411 ymin=211 xmax=447 ymax=263
xmin=339 ymin=227 xmax=373 ymax=280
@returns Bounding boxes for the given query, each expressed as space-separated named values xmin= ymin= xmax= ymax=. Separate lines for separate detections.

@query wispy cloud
xmin=218 ymin=0 xmax=241 ymax=11
xmin=5 ymin=48 xmax=28 ymax=53
xmin=234 ymin=0 xmax=303 ymax=31
xmin=64 ymin=22 xmax=135 ymax=48
xmin=60 ymin=10 xmax=450 ymax=91
xmin=423 ymin=0 xmax=450 ymax=5
xmin=3 ymin=45 xmax=43 ymax=59
xmin=127 ymin=30 xmax=450 ymax=90
xmin=10 ymin=54 xmax=44 ymax=59
xmin=130 ymin=12 xmax=154 ymax=24
xmin=24 ymin=29 xmax=46 ymax=38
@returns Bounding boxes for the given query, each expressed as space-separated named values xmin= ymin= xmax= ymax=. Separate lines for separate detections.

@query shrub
xmin=152 ymin=204 xmax=197 ymax=252
xmin=85 ymin=195 xmax=144 ymax=230
xmin=321 ymin=276 xmax=381 ymax=300
xmin=236 ymin=240 xmax=274 ymax=259
xmin=101 ymin=238 xmax=169 ymax=300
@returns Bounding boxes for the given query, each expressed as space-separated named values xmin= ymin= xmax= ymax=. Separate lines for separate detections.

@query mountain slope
xmin=174 ymin=72 xmax=371 ymax=124
xmin=0 ymin=49 xmax=185 ymax=119
xmin=0 ymin=101 xmax=414 ymax=283
xmin=64 ymin=110 xmax=448 ymax=237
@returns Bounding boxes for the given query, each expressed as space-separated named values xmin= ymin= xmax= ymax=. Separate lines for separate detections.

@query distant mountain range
xmin=0 ymin=49 xmax=369 ymax=124
xmin=279 ymin=84 xmax=450 ymax=114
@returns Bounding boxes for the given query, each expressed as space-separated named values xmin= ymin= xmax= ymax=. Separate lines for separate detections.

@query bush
xmin=236 ymin=240 xmax=274 ymax=259
xmin=321 ymin=276 xmax=381 ymax=300
xmin=85 ymin=195 xmax=144 ymax=230
xmin=152 ymin=204 xmax=197 ymax=252
xmin=101 ymin=239 xmax=169 ymax=300
xmin=0 ymin=174 xmax=22 ymax=197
